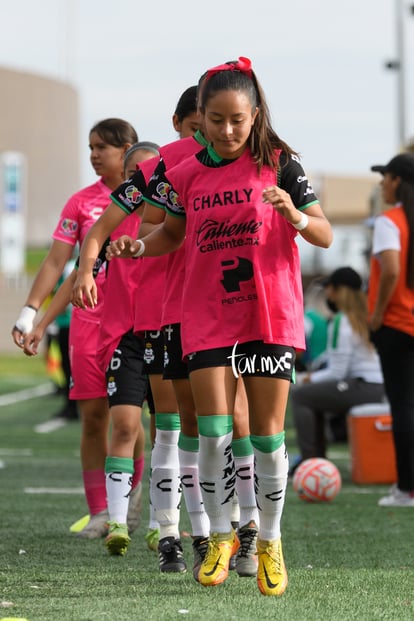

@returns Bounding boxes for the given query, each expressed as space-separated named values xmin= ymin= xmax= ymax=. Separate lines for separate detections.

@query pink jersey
xmin=52 ymin=178 xmax=112 ymax=323
xmin=144 ymin=133 xmax=208 ymax=327
xmin=130 ymin=157 xmax=167 ymax=334
xmin=164 ymin=148 xmax=308 ymax=357
xmin=97 ymin=211 xmax=142 ymax=369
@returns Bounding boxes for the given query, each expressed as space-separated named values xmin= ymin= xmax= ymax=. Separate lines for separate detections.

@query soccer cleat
xmin=105 ymin=521 xmax=131 ymax=556
xmin=229 ymin=520 xmax=239 ymax=570
xmin=378 ymin=487 xmax=414 ymax=507
xmin=75 ymin=509 xmax=109 ymax=539
xmin=69 ymin=514 xmax=90 ymax=533
xmin=236 ymin=521 xmax=259 ymax=577
xmin=256 ymin=538 xmax=288 ymax=596
xmin=192 ymin=536 xmax=209 ymax=582
xmin=198 ymin=530 xmax=240 ymax=587
xmin=145 ymin=527 xmax=160 ymax=552
xmin=158 ymin=536 xmax=187 ymax=573
xmin=127 ymin=482 xmax=142 ymax=534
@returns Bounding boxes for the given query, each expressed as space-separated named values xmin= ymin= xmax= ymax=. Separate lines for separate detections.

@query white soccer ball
xmin=292 ymin=458 xmax=341 ymax=502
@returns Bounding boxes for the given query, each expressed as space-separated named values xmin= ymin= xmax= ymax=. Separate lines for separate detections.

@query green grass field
xmin=0 ymin=354 xmax=413 ymax=620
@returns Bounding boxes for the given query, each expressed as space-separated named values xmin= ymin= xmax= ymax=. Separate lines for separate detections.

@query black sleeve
xmin=110 ymin=169 xmax=147 ymax=215
xmin=279 ymin=152 xmax=319 ymax=209
xmin=143 ymin=159 xmax=170 ymax=209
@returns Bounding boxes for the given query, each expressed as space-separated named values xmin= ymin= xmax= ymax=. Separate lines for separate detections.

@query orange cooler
xmin=348 ymin=403 xmax=397 ymax=484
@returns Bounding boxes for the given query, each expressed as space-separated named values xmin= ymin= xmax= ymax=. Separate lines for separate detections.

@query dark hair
xmin=124 ymin=141 xmax=160 ymax=162
xmin=89 ymin=118 xmax=138 ymax=148
xmin=198 ymin=68 xmax=297 ymax=173
xmin=396 ymin=181 xmax=414 ymax=289
xmin=174 ymin=86 xmax=198 ymax=122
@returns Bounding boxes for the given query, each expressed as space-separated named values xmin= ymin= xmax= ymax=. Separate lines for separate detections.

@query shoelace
xmin=266 ymin=542 xmax=282 ymax=572
xmin=238 ymin=529 xmax=257 ymax=558
xmin=194 ymin=538 xmax=209 ymax=558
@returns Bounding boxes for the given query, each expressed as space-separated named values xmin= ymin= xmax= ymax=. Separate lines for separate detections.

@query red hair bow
xmin=205 ymin=56 xmax=253 ymax=81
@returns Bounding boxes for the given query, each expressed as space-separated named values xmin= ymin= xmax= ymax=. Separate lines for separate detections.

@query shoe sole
xmin=159 ymin=565 xmax=187 ymax=573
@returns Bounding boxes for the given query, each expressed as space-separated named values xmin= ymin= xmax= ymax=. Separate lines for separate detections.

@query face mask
xmin=326 ymin=299 xmax=338 ymax=314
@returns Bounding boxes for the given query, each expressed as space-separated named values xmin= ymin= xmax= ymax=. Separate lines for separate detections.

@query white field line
xmin=0 ymin=382 xmax=55 ymax=407
xmin=34 ymin=418 xmax=68 ymax=433
xmin=0 ymin=448 xmax=33 ymax=455
xmin=24 ymin=487 xmax=84 ymax=494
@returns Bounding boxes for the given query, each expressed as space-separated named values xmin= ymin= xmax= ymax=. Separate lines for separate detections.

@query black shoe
xmin=288 ymin=456 xmax=303 ymax=478
xmin=158 ymin=537 xmax=187 ymax=573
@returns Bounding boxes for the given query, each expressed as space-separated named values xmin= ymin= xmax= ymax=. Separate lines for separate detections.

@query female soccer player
xmin=107 ymin=57 xmax=333 ymax=596
xmin=12 ymin=118 xmax=138 ymax=538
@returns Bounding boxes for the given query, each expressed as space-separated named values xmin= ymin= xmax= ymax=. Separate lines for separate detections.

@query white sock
xmin=179 ymin=446 xmax=210 ymax=537
xmin=199 ymin=430 xmax=235 ymax=533
xmin=151 ymin=428 xmax=181 ymax=539
xmin=106 ymin=471 xmax=132 ymax=524
xmin=254 ymin=443 xmax=288 ymax=540
xmin=234 ymin=453 xmax=259 ymax=527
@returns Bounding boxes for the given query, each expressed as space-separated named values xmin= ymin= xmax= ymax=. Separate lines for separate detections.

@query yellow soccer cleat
xmin=105 ymin=521 xmax=131 ymax=556
xmin=256 ymin=538 xmax=288 ymax=596
xmin=198 ymin=530 xmax=240 ymax=587
xmin=69 ymin=514 xmax=90 ymax=533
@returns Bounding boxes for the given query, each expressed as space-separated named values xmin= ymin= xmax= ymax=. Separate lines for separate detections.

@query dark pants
xmin=371 ymin=325 xmax=414 ymax=492
xmin=290 ymin=377 xmax=385 ymax=460
xmin=57 ymin=326 xmax=78 ymax=418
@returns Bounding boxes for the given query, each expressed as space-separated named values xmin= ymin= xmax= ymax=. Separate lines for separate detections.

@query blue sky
xmin=1 ymin=0 xmax=413 ymax=186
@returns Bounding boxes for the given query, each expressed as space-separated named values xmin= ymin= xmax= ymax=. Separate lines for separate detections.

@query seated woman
xmin=289 ymin=266 xmax=385 ymax=473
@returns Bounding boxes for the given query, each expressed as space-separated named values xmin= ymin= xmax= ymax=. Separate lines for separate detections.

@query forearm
xmin=298 ymin=213 xmax=333 ymax=249
xmin=25 ymin=262 xmax=65 ymax=309
xmin=39 ymin=275 xmax=74 ymax=328
xmin=78 ymin=224 xmax=109 ymax=275
xmin=139 ymin=224 xmax=183 ymax=257
xmin=373 ymin=272 xmax=399 ymax=317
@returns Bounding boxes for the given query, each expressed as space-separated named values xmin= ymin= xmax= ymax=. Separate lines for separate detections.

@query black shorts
xmin=106 ymin=330 xmax=148 ymax=407
xmin=143 ymin=330 xmax=165 ymax=375
xmin=187 ymin=341 xmax=296 ymax=380
xmin=163 ymin=323 xmax=189 ymax=380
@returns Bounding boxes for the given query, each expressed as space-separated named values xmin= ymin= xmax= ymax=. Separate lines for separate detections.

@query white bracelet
xmin=132 ymin=239 xmax=145 ymax=258
xmin=292 ymin=212 xmax=309 ymax=231
xmin=14 ymin=305 xmax=37 ymax=333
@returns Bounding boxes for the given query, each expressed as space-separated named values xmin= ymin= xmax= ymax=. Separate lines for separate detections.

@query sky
xmin=0 ymin=0 xmax=413 ymax=187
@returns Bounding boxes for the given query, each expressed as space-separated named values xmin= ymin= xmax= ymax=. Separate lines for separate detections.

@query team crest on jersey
xmin=168 ymin=190 xmax=184 ymax=214
xmin=107 ymin=376 xmax=117 ymax=396
xmin=163 ymin=346 xmax=169 ymax=368
xmin=156 ymin=181 xmax=172 ymax=204
xmin=144 ymin=343 xmax=155 ymax=364
xmin=60 ymin=218 xmax=78 ymax=236
xmin=125 ymin=184 xmax=143 ymax=205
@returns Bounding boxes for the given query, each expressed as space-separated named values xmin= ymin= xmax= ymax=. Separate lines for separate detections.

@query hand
xmin=262 ymin=185 xmax=301 ymax=225
xmin=105 ymin=235 xmax=140 ymax=260
xmin=294 ymin=371 xmax=311 ymax=386
xmin=368 ymin=311 xmax=383 ymax=332
xmin=11 ymin=306 xmax=37 ymax=348
xmin=22 ymin=327 xmax=44 ymax=356
xmin=71 ymin=272 xmax=97 ymax=309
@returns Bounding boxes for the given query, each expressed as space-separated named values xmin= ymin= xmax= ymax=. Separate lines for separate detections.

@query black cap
xmin=371 ymin=153 xmax=414 ymax=184
xmin=322 ymin=267 xmax=362 ymax=290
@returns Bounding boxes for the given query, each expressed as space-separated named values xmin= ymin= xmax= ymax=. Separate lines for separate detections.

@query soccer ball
xmin=292 ymin=458 xmax=341 ymax=502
